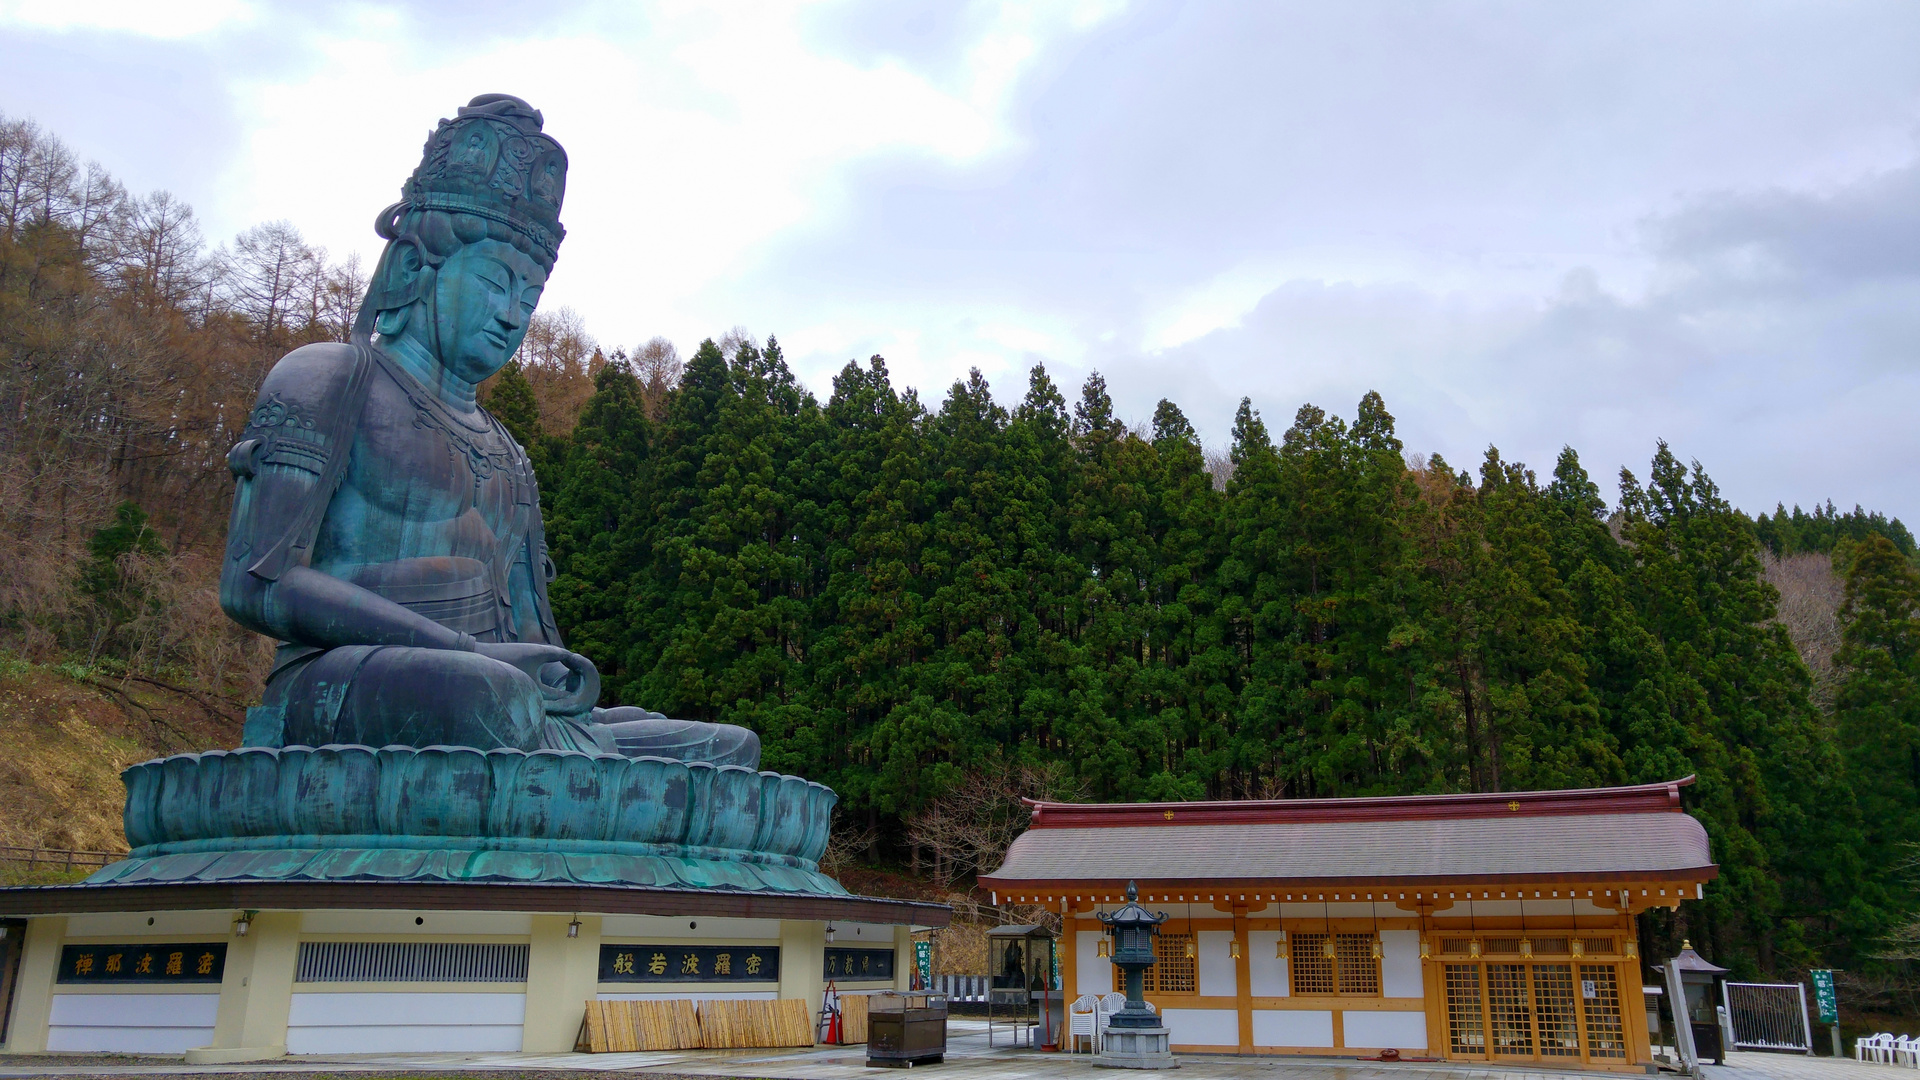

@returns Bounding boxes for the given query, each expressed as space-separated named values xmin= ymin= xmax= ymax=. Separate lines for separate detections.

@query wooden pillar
xmin=1423 ymin=942 xmax=1449 ymax=1058
xmin=1621 ymin=912 xmax=1653 ymax=1065
xmin=1062 ymin=902 xmax=1077 ymax=1005
xmin=1233 ymin=904 xmax=1252 ymax=1054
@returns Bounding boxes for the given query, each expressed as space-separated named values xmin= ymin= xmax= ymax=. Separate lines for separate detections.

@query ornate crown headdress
xmin=377 ymin=93 xmax=567 ymax=263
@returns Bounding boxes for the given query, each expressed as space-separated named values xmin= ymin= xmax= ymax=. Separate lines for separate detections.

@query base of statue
xmin=92 ymin=743 xmax=841 ymax=893
xmin=1092 ymin=1026 xmax=1178 ymax=1069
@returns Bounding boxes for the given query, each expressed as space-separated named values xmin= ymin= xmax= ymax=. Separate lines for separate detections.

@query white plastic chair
xmin=1894 ymin=1035 xmax=1919 ymax=1067
xmin=1068 ymin=994 xmax=1099 ymax=1054
xmin=1859 ymin=1033 xmax=1895 ymax=1063
xmin=1870 ymin=1034 xmax=1893 ymax=1063
xmin=1881 ymin=1034 xmax=1906 ymax=1066
xmin=1093 ymin=991 xmax=1127 ymax=1050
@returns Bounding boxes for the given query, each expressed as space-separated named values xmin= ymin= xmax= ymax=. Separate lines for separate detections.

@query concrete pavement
xmin=0 ymin=1020 xmax=1903 ymax=1080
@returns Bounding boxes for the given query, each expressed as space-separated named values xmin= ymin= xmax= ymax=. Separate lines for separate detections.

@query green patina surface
xmin=93 ymin=744 xmax=841 ymax=893
xmin=91 ymin=96 xmax=838 ymax=894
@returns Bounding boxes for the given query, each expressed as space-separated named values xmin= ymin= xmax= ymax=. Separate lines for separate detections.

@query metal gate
xmin=1723 ymin=982 xmax=1812 ymax=1053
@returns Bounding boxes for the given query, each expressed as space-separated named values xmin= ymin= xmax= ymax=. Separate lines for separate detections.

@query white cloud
xmin=207 ymin=1 xmax=1123 ymax=357
xmin=0 ymin=0 xmax=253 ymax=39
xmin=1100 ymin=158 xmax=1920 ymax=517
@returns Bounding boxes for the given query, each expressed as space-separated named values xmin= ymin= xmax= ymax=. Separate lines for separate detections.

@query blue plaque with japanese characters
xmin=599 ymin=943 xmax=779 ymax=983
xmin=58 ymin=943 xmax=225 ymax=984
xmin=825 ymin=946 xmax=894 ymax=981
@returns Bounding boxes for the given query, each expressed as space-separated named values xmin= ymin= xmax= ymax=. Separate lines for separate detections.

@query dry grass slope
xmin=0 ymin=656 xmax=244 ymax=869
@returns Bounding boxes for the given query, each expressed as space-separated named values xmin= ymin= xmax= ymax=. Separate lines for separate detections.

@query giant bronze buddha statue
xmin=220 ymin=93 xmax=757 ymax=767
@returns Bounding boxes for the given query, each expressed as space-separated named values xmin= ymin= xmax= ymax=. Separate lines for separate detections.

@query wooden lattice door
xmin=1532 ymin=964 xmax=1583 ymax=1059
xmin=1486 ymin=963 xmax=1535 ymax=1057
xmin=1443 ymin=961 xmax=1630 ymax=1065
xmin=1579 ymin=964 xmax=1628 ymax=1061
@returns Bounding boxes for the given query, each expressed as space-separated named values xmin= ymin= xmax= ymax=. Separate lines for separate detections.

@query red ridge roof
xmin=1021 ymin=776 xmax=1694 ymax=829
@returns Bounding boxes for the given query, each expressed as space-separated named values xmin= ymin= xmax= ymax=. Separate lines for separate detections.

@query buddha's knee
xmin=594 ymin=710 xmax=762 ymax=769
xmin=280 ymin=646 xmax=548 ymax=750
xmin=364 ymin=649 xmax=549 ymax=749
xmin=719 ymin=725 xmax=761 ymax=769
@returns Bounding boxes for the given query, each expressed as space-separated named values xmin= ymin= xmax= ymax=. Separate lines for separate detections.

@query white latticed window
xmin=295 ymin=941 xmax=528 ymax=983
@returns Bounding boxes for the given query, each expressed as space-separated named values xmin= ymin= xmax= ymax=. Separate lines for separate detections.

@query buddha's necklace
xmin=373 ymin=348 xmax=519 ymax=502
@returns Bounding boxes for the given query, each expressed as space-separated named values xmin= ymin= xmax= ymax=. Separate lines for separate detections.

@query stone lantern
xmin=1664 ymin=940 xmax=1730 ymax=1066
xmin=1094 ymin=881 xmax=1177 ymax=1069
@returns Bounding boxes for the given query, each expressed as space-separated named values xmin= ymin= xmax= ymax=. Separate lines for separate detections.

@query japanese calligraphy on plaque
xmin=58 ymin=943 xmax=226 ymax=985
xmin=824 ymin=947 xmax=894 ymax=981
xmin=599 ymin=944 xmax=779 ymax=983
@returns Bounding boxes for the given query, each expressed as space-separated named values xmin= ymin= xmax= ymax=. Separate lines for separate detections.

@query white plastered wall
xmin=1162 ymin=1008 xmax=1239 ymax=1047
xmin=47 ymin=993 xmax=218 ymax=1053
xmin=1196 ymin=931 xmax=1236 ymax=997
xmin=1343 ymin=1009 xmax=1428 ymax=1049
xmin=601 ymin=916 xmax=781 ymax=940
xmin=599 ymin=990 xmax=776 ymax=1001
xmin=1247 ymin=930 xmax=1287 ymax=996
xmin=1380 ymin=930 xmax=1423 ymax=997
xmin=1253 ymin=1009 xmax=1333 ymax=1048
xmin=300 ymin=911 xmax=532 ymax=936
xmin=286 ymin=992 xmax=525 ymax=1053
xmin=1076 ymin=930 xmax=1112 ymax=997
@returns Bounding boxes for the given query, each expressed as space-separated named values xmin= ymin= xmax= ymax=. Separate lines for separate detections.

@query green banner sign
xmin=1811 ymin=968 xmax=1838 ymax=1025
xmin=914 ymin=940 xmax=932 ymax=989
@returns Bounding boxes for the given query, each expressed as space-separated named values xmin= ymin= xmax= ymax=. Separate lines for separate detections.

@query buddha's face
xmin=431 ymin=238 xmax=547 ymax=384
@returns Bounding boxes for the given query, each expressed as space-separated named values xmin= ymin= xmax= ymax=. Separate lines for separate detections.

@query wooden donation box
xmin=866 ymin=991 xmax=948 ymax=1067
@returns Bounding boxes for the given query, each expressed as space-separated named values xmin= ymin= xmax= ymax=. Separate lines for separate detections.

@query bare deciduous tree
xmin=319 ymin=252 xmax=366 ymax=343
xmin=717 ymin=325 xmax=756 ymax=361
xmin=0 ymin=113 xmax=369 ymax=690
xmin=113 ymin=191 xmax=210 ymax=315
xmin=1764 ymin=551 xmax=1844 ymax=706
xmin=513 ymin=306 xmax=601 ymax=437
xmin=819 ymin=811 xmax=880 ymax=880
xmin=906 ymin=763 xmax=1086 ymax=887
xmin=631 ymin=335 xmax=682 ymax=418
xmin=221 ymin=220 xmax=320 ymax=345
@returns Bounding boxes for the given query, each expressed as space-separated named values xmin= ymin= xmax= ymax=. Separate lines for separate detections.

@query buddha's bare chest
xmin=316 ymin=379 xmax=529 ymax=566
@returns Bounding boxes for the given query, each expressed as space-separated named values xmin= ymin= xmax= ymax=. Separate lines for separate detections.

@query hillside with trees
xmin=6 ymin=112 xmax=1920 ymax=995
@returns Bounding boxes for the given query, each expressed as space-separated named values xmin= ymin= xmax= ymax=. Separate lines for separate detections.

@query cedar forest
xmin=7 ymin=113 xmax=1920 ymax=991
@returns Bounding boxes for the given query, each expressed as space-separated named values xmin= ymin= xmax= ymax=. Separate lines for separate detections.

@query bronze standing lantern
xmin=1097 ymin=881 xmax=1169 ymax=1030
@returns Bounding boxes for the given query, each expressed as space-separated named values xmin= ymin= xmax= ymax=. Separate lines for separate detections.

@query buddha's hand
xmin=473 ymin=642 xmax=601 ymax=718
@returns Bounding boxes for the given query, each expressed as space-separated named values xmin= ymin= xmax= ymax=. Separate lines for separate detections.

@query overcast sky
xmin=5 ymin=1 xmax=1919 ymax=520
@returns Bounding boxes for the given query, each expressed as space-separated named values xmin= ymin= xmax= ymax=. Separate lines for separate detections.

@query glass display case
xmin=986 ymin=923 xmax=1059 ymax=1049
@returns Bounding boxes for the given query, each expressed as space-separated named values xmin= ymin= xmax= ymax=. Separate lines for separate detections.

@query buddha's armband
xmin=228 ymin=437 xmax=326 ymax=479
xmin=231 ymin=393 xmax=334 ymax=479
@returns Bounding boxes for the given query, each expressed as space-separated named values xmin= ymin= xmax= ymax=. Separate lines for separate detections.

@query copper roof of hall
xmin=980 ymin=777 xmax=1714 ymax=890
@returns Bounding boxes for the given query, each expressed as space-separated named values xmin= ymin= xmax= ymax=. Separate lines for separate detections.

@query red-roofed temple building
xmin=977 ymin=777 xmax=1715 ymax=1069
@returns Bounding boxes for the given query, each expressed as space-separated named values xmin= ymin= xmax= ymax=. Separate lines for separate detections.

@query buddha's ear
xmin=367 ymin=240 xmax=430 ymax=337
